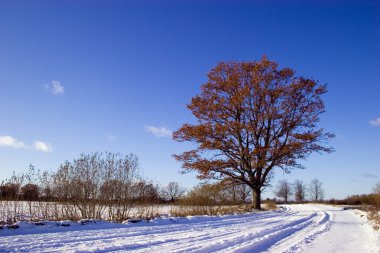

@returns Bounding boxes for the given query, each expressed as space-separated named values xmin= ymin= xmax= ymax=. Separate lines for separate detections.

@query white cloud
xmin=34 ymin=141 xmax=53 ymax=153
xmin=45 ymin=81 xmax=64 ymax=95
xmin=145 ymin=126 xmax=172 ymax=138
xmin=0 ymin=135 xmax=53 ymax=152
xmin=0 ymin=135 xmax=26 ymax=149
xmin=369 ymin=117 xmax=380 ymax=127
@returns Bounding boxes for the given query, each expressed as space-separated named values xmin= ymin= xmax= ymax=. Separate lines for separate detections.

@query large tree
xmin=173 ymin=56 xmax=334 ymax=209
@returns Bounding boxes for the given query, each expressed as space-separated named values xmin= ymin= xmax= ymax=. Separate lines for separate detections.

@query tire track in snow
xmin=207 ymin=212 xmax=321 ymax=253
xmin=139 ymin=206 xmax=330 ymax=253
xmin=0 ymin=211 xmax=293 ymax=252
xmin=128 ymin=209 xmax=319 ymax=253
xmin=249 ymin=208 xmax=333 ymax=253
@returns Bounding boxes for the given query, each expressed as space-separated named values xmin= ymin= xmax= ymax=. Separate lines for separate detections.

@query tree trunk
xmin=252 ymin=188 xmax=261 ymax=210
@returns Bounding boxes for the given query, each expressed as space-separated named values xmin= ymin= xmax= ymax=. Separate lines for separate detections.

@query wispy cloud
xmin=145 ymin=126 xmax=172 ymax=138
xmin=0 ymin=135 xmax=26 ymax=149
xmin=369 ymin=117 xmax=380 ymax=127
xmin=34 ymin=141 xmax=53 ymax=153
xmin=362 ymin=173 xmax=378 ymax=178
xmin=107 ymin=134 xmax=117 ymax=141
xmin=45 ymin=81 xmax=64 ymax=95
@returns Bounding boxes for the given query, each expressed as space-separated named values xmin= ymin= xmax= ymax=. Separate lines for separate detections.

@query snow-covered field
xmin=0 ymin=201 xmax=173 ymax=221
xmin=0 ymin=204 xmax=379 ymax=253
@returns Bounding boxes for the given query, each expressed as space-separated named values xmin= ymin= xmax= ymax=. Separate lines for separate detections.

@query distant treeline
xmin=0 ymin=152 xmax=252 ymax=205
xmin=0 ymin=152 xmax=255 ymax=221
xmin=326 ymin=194 xmax=380 ymax=207
xmin=1 ymin=152 xmax=379 ymax=222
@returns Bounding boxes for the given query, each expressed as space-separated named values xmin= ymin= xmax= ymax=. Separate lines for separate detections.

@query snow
xmin=0 ymin=201 xmax=175 ymax=221
xmin=0 ymin=204 xmax=378 ymax=253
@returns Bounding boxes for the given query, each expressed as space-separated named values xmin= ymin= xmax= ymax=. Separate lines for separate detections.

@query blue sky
xmin=0 ymin=0 xmax=379 ymax=199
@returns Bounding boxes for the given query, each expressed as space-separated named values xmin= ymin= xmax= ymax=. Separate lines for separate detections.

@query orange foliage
xmin=173 ymin=56 xmax=334 ymax=209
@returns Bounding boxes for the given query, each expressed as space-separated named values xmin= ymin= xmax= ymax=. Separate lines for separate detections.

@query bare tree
xmin=100 ymin=152 xmax=140 ymax=221
xmin=162 ymin=182 xmax=186 ymax=203
xmin=173 ymin=56 xmax=334 ymax=209
xmin=217 ymin=178 xmax=251 ymax=204
xmin=132 ymin=181 xmax=159 ymax=203
xmin=309 ymin=178 xmax=324 ymax=202
xmin=373 ymin=182 xmax=380 ymax=195
xmin=293 ymin=179 xmax=306 ymax=203
xmin=227 ymin=184 xmax=251 ymax=204
xmin=274 ymin=180 xmax=292 ymax=203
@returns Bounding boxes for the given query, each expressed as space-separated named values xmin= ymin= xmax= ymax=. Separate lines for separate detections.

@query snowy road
xmin=0 ymin=204 xmax=378 ymax=253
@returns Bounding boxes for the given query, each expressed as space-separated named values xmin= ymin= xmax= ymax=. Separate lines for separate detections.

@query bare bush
xmin=0 ymin=152 xmax=168 ymax=222
xmin=21 ymin=184 xmax=39 ymax=201
xmin=49 ymin=152 xmax=142 ymax=221
xmin=172 ymin=183 xmax=248 ymax=216
xmin=0 ymin=183 xmax=20 ymax=200
xmin=367 ymin=207 xmax=380 ymax=230
xmin=264 ymin=199 xmax=278 ymax=210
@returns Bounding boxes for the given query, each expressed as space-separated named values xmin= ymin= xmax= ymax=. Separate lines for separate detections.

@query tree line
xmin=0 ymin=152 xmax=181 ymax=221
xmin=1 ymin=152 xmax=379 ymax=222
xmin=326 ymin=182 xmax=380 ymax=207
xmin=0 ymin=152 xmax=254 ymax=221
xmin=273 ymin=178 xmax=324 ymax=203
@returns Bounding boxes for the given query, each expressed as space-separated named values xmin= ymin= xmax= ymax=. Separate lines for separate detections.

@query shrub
xmin=21 ymin=184 xmax=39 ymax=201
xmin=264 ymin=200 xmax=278 ymax=210
xmin=171 ymin=183 xmax=248 ymax=216
xmin=367 ymin=207 xmax=380 ymax=230
xmin=0 ymin=183 xmax=20 ymax=200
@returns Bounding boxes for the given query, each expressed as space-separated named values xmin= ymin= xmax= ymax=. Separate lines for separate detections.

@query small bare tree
xmin=293 ymin=179 xmax=306 ymax=203
xmin=38 ymin=170 xmax=53 ymax=200
xmin=162 ymin=182 xmax=186 ymax=203
xmin=228 ymin=184 xmax=251 ymax=204
xmin=132 ymin=181 xmax=159 ymax=203
xmin=275 ymin=180 xmax=292 ymax=203
xmin=373 ymin=182 xmax=380 ymax=195
xmin=218 ymin=179 xmax=251 ymax=204
xmin=309 ymin=178 xmax=324 ymax=202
